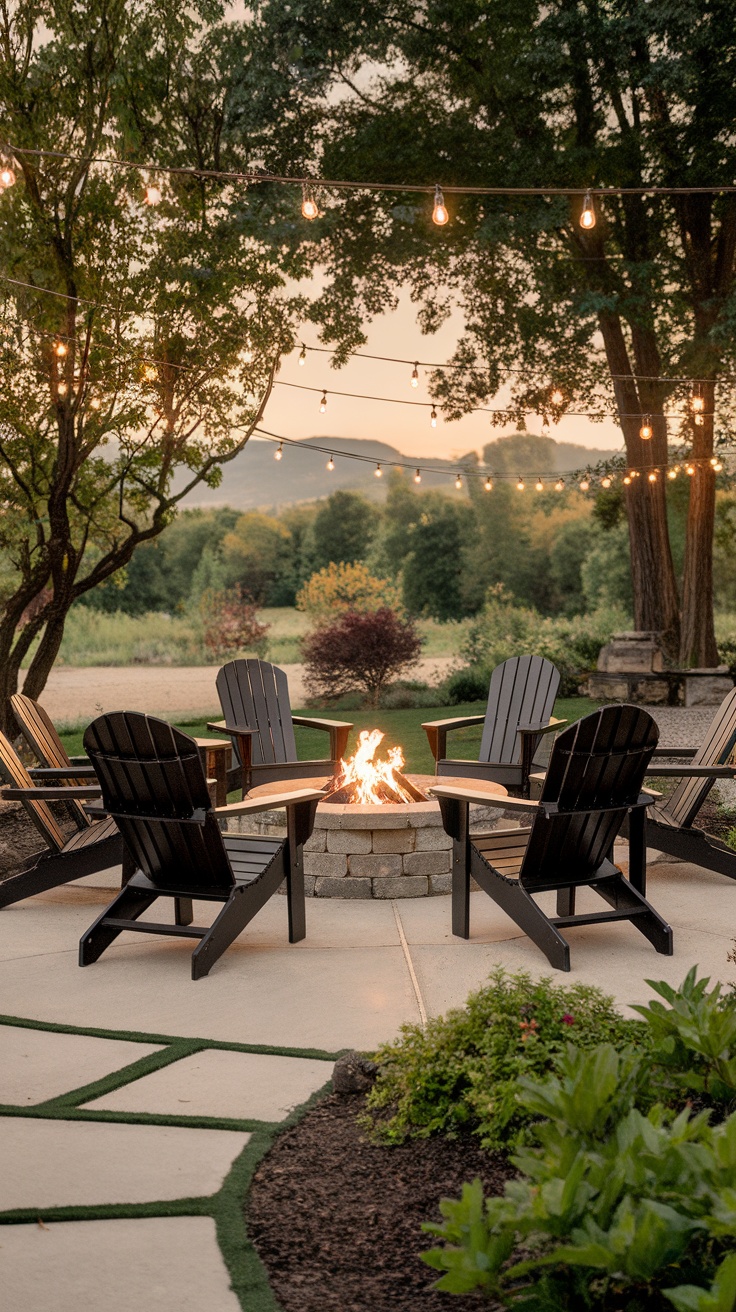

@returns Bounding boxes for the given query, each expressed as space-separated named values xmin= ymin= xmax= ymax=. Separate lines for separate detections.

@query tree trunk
xmin=680 ymin=382 xmax=719 ymax=667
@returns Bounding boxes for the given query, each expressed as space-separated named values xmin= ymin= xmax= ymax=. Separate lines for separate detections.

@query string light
xmin=580 ymin=189 xmax=596 ymax=229
xmin=430 ymin=405 xmax=437 ymax=427
xmin=432 ymin=184 xmax=448 ymax=226
xmin=668 ymin=468 xmax=677 ymax=479
xmin=301 ymin=185 xmax=319 ymax=219
xmin=691 ymin=387 xmax=705 ymax=413
xmin=550 ymin=388 xmax=564 ymax=406
xmin=648 ymin=471 xmax=658 ymax=482
xmin=517 ymin=477 xmax=525 ymax=491
xmin=319 ymin=390 xmax=327 ymax=412
xmin=142 ymin=364 xmax=157 ymax=382
xmin=640 ymin=416 xmax=653 ymax=440
xmin=54 ymin=341 xmax=67 ymax=358
xmin=623 ymin=475 xmax=632 ymax=485
xmin=484 ymin=477 xmax=493 ymax=491
xmin=714 ymin=460 xmax=723 ymax=472
xmin=686 ymin=463 xmax=695 ymax=475
xmin=274 ymin=443 xmax=283 ymax=461
xmin=579 ymin=477 xmax=590 ymax=491
xmin=0 ymin=163 xmax=16 ymax=188
xmin=414 ymin=469 xmax=422 ymax=483
xmin=410 ymin=362 xmax=419 ymax=388
xmin=535 ymin=478 xmax=544 ymax=491
xmin=327 ymin=454 xmax=335 ymax=471
xmin=601 ymin=474 xmax=612 ymax=488
xmin=554 ymin=478 xmax=565 ymax=491
xmin=298 ymin=344 xmax=307 ymax=366
xmin=455 ymin=474 xmax=463 ymax=489
xmin=374 ymin=463 xmax=382 ymax=478
xmin=144 ymin=184 xmax=161 ymax=206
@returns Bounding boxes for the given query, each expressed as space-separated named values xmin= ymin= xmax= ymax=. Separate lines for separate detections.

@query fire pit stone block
xmin=326 ymin=829 xmax=373 ymax=854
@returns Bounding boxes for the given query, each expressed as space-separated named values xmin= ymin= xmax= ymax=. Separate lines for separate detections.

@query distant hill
xmin=178 ymin=434 xmax=619 ymax=511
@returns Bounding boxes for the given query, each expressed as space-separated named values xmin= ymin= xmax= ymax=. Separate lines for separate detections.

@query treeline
xmin=79 ymin=467 xmax=736 ymax=623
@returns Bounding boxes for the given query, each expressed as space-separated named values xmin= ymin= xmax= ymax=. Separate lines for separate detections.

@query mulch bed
xmin=0 ymin=799 xmax=51 ymax=879
xmin=246 ymin=1091 xmax=514 ymax=1312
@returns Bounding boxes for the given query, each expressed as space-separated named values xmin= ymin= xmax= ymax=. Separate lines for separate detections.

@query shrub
xmin=442 ymin=666 xmax=489 ymax=704
xmin=364 ymin=969 xmax=642 ymax=1149
xmin=378 ymin=680 xmax=447 ymax=709
xmin=199 ymin=586 xmax=269 ymax=660
xmin=301 ymin=607 xmax=422 ymax=706
xmin=296 ymin=561 xmax=400 ymax=622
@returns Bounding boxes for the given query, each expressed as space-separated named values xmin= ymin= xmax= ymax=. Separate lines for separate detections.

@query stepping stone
xmin=0 ymin=1216 xmax=240 ymax=1311
xmin=0 ymin=1024 xmax=162 ymax=1106
xmin=83 ymin=1049 xmax=332 ymax=1121
xmin=0 ymin=1118 xmax=249 ymax=1210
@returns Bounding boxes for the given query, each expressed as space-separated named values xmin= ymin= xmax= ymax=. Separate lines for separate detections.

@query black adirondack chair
xmin=429 ymin=705 xmax=672 ymax=971
xmin=11 ymin=693 xmax=99 ymax=828
xmin=423 ymin=656 xmax=565 ymax=797
xmin=0 ymin=730 xmax=121 ymax=908
xmin=620 ymin=687 xmax=736 ymax=890
xmin=78 ymin=712 xmax=324 ymax=979
xmin=211 ymin=659 xmax=352 ymax=794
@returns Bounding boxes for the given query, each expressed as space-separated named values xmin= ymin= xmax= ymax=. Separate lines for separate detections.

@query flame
xmin=331 ymin=729 xmax=417 ymax=805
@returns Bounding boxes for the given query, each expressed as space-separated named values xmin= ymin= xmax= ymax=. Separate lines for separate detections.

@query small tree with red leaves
xmin=302 ymin=608 xmax=422 ymax=706
xmin=200 ymin=586 xmax=269 ymax=661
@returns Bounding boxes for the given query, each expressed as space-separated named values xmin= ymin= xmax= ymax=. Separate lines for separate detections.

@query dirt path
xmin=39 ymin=657 xmax=459 ymax=726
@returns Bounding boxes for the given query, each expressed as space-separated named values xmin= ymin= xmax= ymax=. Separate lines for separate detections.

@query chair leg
xmin=79 ymin=885 xmax=158 ymax=965
xmin=556 ymin=887 xmax=576 ymax=917
xmin=447 ymin=799 xmax=470 ymax=939
xmin=471 ymin=854 xmax=571 ymax=971
xmin=593 ymin=871 xmax=673 ymax=957
xmin=627 ymin=807 xmax=646 ymax=895
xmin=191 ymin=886 xmax=257 ymax=980
xmin=174 ymin=898 xmax=194 ymax=926
xmin=285 ymin=811 xmax=307 ymax=944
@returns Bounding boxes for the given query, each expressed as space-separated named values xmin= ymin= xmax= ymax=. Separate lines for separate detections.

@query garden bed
xmin=246 ymin=1089 xmax=513 ymax=1312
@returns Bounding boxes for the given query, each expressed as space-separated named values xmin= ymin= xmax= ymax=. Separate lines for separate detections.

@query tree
xmin=297 ymin=561 xmax=400 ymax=621
xmin=0 ymin=3 xmax=302 ymax=730
xmin=253 ymin=0 xmax=736 ymax=664
xmin=302 ymin=607 xmax=422 ymax=704
xmin=402 ymin=500 xmax=470 ymax=621
xmin=309 ymin=490 xmax=378 ymax=570
xmin=221 ymin=512 xmax=294 ymax=605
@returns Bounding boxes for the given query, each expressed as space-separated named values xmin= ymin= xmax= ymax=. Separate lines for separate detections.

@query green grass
xmin=58 ymin=697 xmax=598 ymax=774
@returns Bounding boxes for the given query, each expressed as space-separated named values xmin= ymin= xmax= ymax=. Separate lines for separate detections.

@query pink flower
xmin=561 ymin=1013 xmax=575 ymax=1025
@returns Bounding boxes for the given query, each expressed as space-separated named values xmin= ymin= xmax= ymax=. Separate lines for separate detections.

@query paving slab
xmin=0 ymin=1024 xmax=162 ymax=1106
xmin=85 ymin=1048 xmax=331 ymax=1120
xmin=0 ymin=1117 xmax=249 ymax=1209
xmin=0 ymin=1216 xmax=240 ymax=1312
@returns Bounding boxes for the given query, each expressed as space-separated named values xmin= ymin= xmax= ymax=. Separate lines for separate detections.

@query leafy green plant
xmin=364 ymin=969 xmax=643 ymax=1149
xmin=633 ymin=969 xmax=736 ymax=1112
xmin=422 ymin=1043 xmax=736 ymax=1309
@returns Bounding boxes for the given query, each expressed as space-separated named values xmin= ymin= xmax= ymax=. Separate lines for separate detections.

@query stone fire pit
xmin=227 ymin=774 xmax=508 ymax=899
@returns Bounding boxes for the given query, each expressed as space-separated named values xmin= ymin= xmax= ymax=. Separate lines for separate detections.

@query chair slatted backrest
xmin=661 ymin=687 xmax=736 ymax=829
xmin=83 ymin=713 xmax=235 ymax=892
xmin=478 ymin=656 xmax=560 ymax=766
xmin=216 ymin=660 xmax=298 ymax=767
xmin=519 ymin=705 xmax=658 ymax=892
xmin=0 ymin=730 xmax=66 ymax=851
xmin=11 ymin=693 xmax=90 ymax=828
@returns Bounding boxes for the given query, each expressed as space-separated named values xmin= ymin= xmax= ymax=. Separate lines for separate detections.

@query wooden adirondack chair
xmin=621 ymin=687 xmax=736 ymax=890
xmin=423 ymin=656 xmax=565 ymax=797
xmin=211 ymin=659 xmax=353 ymax=794
xmin=78 ymin=712 xmax=324 ymax=979
xmin=0 ymin=730 xmax=122 ymax=908
xmin=429 ymin=705 xmax=672 ymax=971
xmin=11 ymin=692 xmax=99 ymax=828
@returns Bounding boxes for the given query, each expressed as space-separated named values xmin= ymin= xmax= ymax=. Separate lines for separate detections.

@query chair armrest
xmin=206 ymin=722 xmax=255 ymax=739
xmin=650 ymin=747 xmax=698 ymax=758
xmin=215 ymin=788 xmax=326 ymax=817
xmin=28 ymin=766 xmax=98 ymax=779
xmin=429 ymin=784 xmax=538 ymax=812
xmin=2 ymin=785 xmax=103 ymax=800
xmin=641 ymin=787 xmax=663 ymax=799
xmin=422 ymin=716 xmax=485 ymax=763
xmin=518 ymin=716 xmax=568 ymax=735
xmin=645 ymin=765 xmax=736 ymax=778
xmin=292 ymin=716 xmax=352 ymax=760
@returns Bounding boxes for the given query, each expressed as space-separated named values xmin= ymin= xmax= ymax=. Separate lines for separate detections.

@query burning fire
xmin=328 ymin=729 xmax=420 ymax=805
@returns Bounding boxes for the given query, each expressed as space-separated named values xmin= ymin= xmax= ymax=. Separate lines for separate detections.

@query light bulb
xmin=691 ymin=390 xmax=705 ymax=412
xmin=580 ymin=189 xmax=596 ymax=229
xmin=414 ymin=469 xmax=422 ymax=483
xmin=686 ymin=463 xmax=695 ymax=475
xmin=374 ymin=463 xmax=382 ymax=478
xmin=144 ymin=184 xmax=161 ymax=206
xmin=142 ymin=364 xmax=157 ymax=382
xmin=327 ymin=455 xmax=334 ymax=471
xmin=274 ymin=443 xmax=283 ymax=461
xmin=579 ymin=478 xmax=590 ymax=491
xmin=455 ymin=475 xmax=463 ymax=490
xmin=430 ymin=405 xmax=437 ymax=427
xmin=554 ymin=478 xmax=565 ymax=492
xmin=298 ymin=344 xmax=306 ymax=366
xmin=0 ymin=165 xmax=16 ymax=188
xmin=668 ymin=468 xmax=677 ymax=479
xmin=640 ymin=417 xmax=652 ymax=440
xmin=601 ymin=475 xmax=612 ymax=488
xmin=319 ymin=391 xmax=327 ymax=412
xmin=536 ymin=478 xmax=544 ymax=491
xmin=301 ymin=186 xmax=318 ymax=220
xmin=516 ymin=478 xmax=525 ymax=492
xmin=648 ymin=471 xmax=657 ymax=482
xmin=550 ymin=388 xmax=564 ymax=406
xmin=411 ymin=362 xmax=419 ymax=388
xmin=623 ymin=475 xmax=632 ymax=485
xmin=484 ymin=477 xmax=493 ymax=491
xmin=54 ymin=341 xmax=67 ymax=358
xmin=432 ymin=184 xmax=448 ymax=226
xmin=714 ymin=460 xmax=723 ymax=472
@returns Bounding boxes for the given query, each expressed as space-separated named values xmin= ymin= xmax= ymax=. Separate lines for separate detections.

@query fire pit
xmin=228 ymin=730 xmax=508 ymax=899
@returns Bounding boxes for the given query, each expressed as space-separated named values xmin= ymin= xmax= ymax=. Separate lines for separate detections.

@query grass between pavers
xmin=0 ymin=1013 xmax=339 ymax=1312
xmin=57 ymin=696 xmax=598 ymax=772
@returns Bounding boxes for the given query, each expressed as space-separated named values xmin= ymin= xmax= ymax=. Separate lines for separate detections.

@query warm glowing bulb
xmin=579 ymin=478 xmax=590 ymax=491
xmin=691 ymin=391 xmax=705 ymax=412
xmin=374 ymin=463 xmax=382 ymax=478
xmin=668 ymin=468 xmax=677 ymax=479
xmin=301 ymin=186 xmax=318 ymax=219
xmin=455 ymin=475 xmax=463 ymax=490
xmin=298 ymin=344 xmax=307 ymax=366
xmin=623 ymin=475 xmax=632 ymax=485
xmin=648 ymin=471 xmax=658 ymax=482
xmin=536 ymin=479 xmax=544 ymax=491
xmin=274 ymin=444 xmax=283 ymax=461
xmin=142 ymin=364 xmax=157 ymax=382
xmin=484 ymin=477 xmax=493 ymax=491
xmin=550 ymin=388 xmax=564 ymax=406
xmin=327 ymin=455 xmax=334 ymax=471
xmin=516 ymin=478 xmax=525 ymax=492
xmin=432 ymin=184 xmax=448 ymax=226
xmin=0 ymin=166 xmax=16 ymax=188
xmin=319 ymin=391 xmax=327 ymax=412
xmin=686 ymin=463 xmax=695 ymax=475
xmin=601 ymin=475 xmax=612 ymax=488
xmin=640 ymin=418 xmax=652 ymax=440
xmin=144 ymin=184 xmax=161 ymax=206
xmin=714 ymin=460 xmax=723 ymax=472
xmin=54 ymin=341 xmax=67 ymax=358
xmin=554 ymin=479 xmax=564 ymax=492
xmin=411 ymin=363 xmax=419 ymax=388
xmin=580 ymin=189 xmax=596 ymax=229
xmin=414 ymin=469 xmax=422 ymax=483
xmin=430 ymin=406 xmax=437 ymax=427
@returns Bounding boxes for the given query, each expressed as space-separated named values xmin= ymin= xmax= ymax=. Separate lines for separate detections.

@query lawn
xmin=58 ymin=697 xmax=596 ymax=775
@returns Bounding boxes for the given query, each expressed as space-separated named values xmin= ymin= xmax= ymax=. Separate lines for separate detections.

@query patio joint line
xmin=391 ymin=901 xmax=427 ymax=1026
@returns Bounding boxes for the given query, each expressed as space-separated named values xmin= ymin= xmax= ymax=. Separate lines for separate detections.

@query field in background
xmin=28 ymin=606 xmax=472 ymax=669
